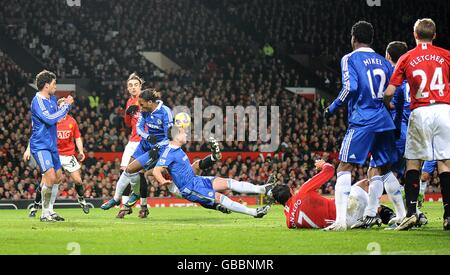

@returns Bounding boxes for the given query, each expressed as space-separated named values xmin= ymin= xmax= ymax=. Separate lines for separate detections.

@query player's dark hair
xmin=351 ymin=21 xmax=374 ymax=45
xmin=127 ymin=72 xmax=144 ymax=85
xmin=271 ymin=184 xmax=292 ymax=206
xmin=35 ymin=70 xmax=56 ymax=90
xmin=140 ymin=88 xmax=161 ymax=102
xmin=414 ymin=18 xmax=436 ymax=41
xmin=386 ymin=41 xmax=408 ymax=63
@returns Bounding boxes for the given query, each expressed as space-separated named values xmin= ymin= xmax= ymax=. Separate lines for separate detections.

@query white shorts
xmin=346 ymin=185 xmax=368 ymax=227
xmin=405 ymin=104 xmax=450 ymax=160
xmin=59 ymin=155 xmax=81 ymax=173
xmin=121 ymin=141 xmax=140 ymax=168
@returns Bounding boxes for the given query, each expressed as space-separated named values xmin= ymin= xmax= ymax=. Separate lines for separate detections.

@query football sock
xmin=383 ymin=172 xmax=406 ymax=220
xmin=227 ymin=179 xmax=265 ymax=194
xmin=140 ymin=174 xmax=148 ymax=207
xmin=129 ymin=172 xmax=141 ymax=195
xmin=335 ymin=171 xmax=351 ymax=224
xmin=122 ymin=183 xmax=131 ymax=205
xmin=365 ymin=175 xmax=383 ymax=217
xmin=199 ymin=155 xmax=215 ymax=169
xmin=75 ymin=183 xmax=84 ymax=198
xmin=220 ymin=195 xmax=256 ymax=216
xmin=41 ymin=184 xmax=52 ymax=217
xmin=49 ymin=184 xmax=59 ymax=213
xmin=419 ymin=180 xmax=428 ymax=196
xmin=34 ymin=184 xmax=42 ymax=208
xmin=405 ymin=170 xmax=420 ymax=217
xmin=439 ymin=172 xmax=450 ymax=218
xmin=114 ymin=172 xmax=133 ymax=202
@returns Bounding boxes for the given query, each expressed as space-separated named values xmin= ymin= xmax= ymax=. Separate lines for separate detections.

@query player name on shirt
xmin=363 ymin=58 xmax=383 ymax=66
xmin=288 ymin=199 xmax=302 ymax=228
xmin=409 ymin=54 xmax=445 ymax=68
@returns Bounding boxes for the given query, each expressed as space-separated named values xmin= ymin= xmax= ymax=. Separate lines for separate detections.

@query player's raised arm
xmin=325 ymin=56 xmax=358 ymax=116
xmin=298 ymin=160 xmax=335 ymax=194
xmin=32 ymin=97 xmax=71 ymax=125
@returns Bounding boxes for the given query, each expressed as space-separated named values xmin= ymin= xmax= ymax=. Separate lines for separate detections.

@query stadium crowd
xmin=1 ymin=0 xmax=446 ymax=200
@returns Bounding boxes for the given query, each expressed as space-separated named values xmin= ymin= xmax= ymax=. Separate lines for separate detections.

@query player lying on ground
xmin=271 ymin=160 xmax=396 ymax=229
xmin=25 ymin=98 xmax=90 ymax=218
xmin=152 ymin=126 xmax=274 ymax=218
xmin=29 ymin=70 xmax=74 ymax=222
xmin=101 ymin=88 xmax=172 ymax=218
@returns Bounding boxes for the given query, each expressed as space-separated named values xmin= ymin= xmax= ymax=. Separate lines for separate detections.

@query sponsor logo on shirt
xmin=57 ymin=130 xmax=71 ymax=139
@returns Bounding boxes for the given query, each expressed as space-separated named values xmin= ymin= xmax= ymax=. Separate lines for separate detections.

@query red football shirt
xmin=57 ymin=115 xmax=81 ymax=156
xmin=124 ymin=97 xmax=141 ymax=142
xmin=284 ymin=163 xmax=336 ymax=229
xmin=389 ymin=43 xmax=450 ymax=110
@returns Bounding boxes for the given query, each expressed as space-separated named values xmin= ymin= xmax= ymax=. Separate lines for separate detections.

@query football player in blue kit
xmin=152 ymin=126 xmax=275 ymax=218
xmin=323 ymin=22 xmax=404 ymax=230
xmin=29 ymin=70 xmax=73 ymax=222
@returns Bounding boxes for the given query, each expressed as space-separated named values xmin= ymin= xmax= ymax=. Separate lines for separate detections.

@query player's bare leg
xmin=438 ymin=160 xmax=450 ymax=230
xmin=69 ymin=169 xmax=89 ymax=214
xmin=396 ymin=159 xmax=421 ymax=230
xmin=324 ymin=162 xmax=353 ymax=231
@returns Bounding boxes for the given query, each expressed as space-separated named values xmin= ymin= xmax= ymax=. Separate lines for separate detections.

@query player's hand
xmin=162 ymin=179 xmax=173 ymax=186
xmin=147 ymin=134 xmax=157 ymax=144
xmin=23 ymin=149 xmax=31 ymax=161
xmin=314 ymin=159 xmax=326 ymax=170
xmin=126 ymin=105 xmax=139 ymax=115
xmin=65 ymin=95 xmax=74 ymax=105
xmin=78 ymin=152 xmax=85 ymax=162
xmin=323 ymin=107 xmax=332 ymax=119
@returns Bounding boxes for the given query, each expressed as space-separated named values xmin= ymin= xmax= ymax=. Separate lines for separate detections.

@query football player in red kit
xmin=383 ymin=18 xmax=450 ymax=230
xmin=271 ymin=160 xmax=395 ymax=229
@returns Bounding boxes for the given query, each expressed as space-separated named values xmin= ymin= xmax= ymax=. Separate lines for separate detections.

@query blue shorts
xmin=422 ymin=161 xmax=437 ymax=175
xmin=32 ymin=150 xmax=61 ymax=173
xmin=339 ymin=128 xmax=397 ymax=167
xmin=132 ymin=142 xmax=168 ymax=171
xmin=180 ymin=176 xmax=216 ymax=207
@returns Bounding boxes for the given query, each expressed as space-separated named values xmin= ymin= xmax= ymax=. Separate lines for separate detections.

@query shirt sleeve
xmin=155 ymin=147 xmax=173 ymax=168
xmin=136 ymin=113 xmax=149 ymax=140
xmin=389 ymin=54 xmax=407 ymax=87
xmin=297 ymin=163 xmax=335 ymax=195
xmin=158 ymin=106 xmax=174 ymax=146
xmin=328 ymin=55 xmax=358 ymax=114
xmin=124 ymin=103 xmax=133 ymax=128
xmin=32 ymin=97 xmax=70 ymax=126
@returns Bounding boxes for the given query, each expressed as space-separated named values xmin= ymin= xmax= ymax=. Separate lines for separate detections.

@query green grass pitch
xmin=1 ymin=202 xmax=449 ymax=255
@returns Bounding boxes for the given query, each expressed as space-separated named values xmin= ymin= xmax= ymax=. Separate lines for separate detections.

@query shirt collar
xmin=151 ymin=100 xmax=163 ymax=114
xmin=353 ymin=47 xmax=375 ymax=53
xmin=36 ymin=92 xmax=50 ymax=100
xmin=168 ymin=143 xmax=180 ymax=149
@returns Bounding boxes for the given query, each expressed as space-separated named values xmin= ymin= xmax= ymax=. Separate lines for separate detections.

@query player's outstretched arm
xmin=299 ymin=161 xmax=335 ymax=194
